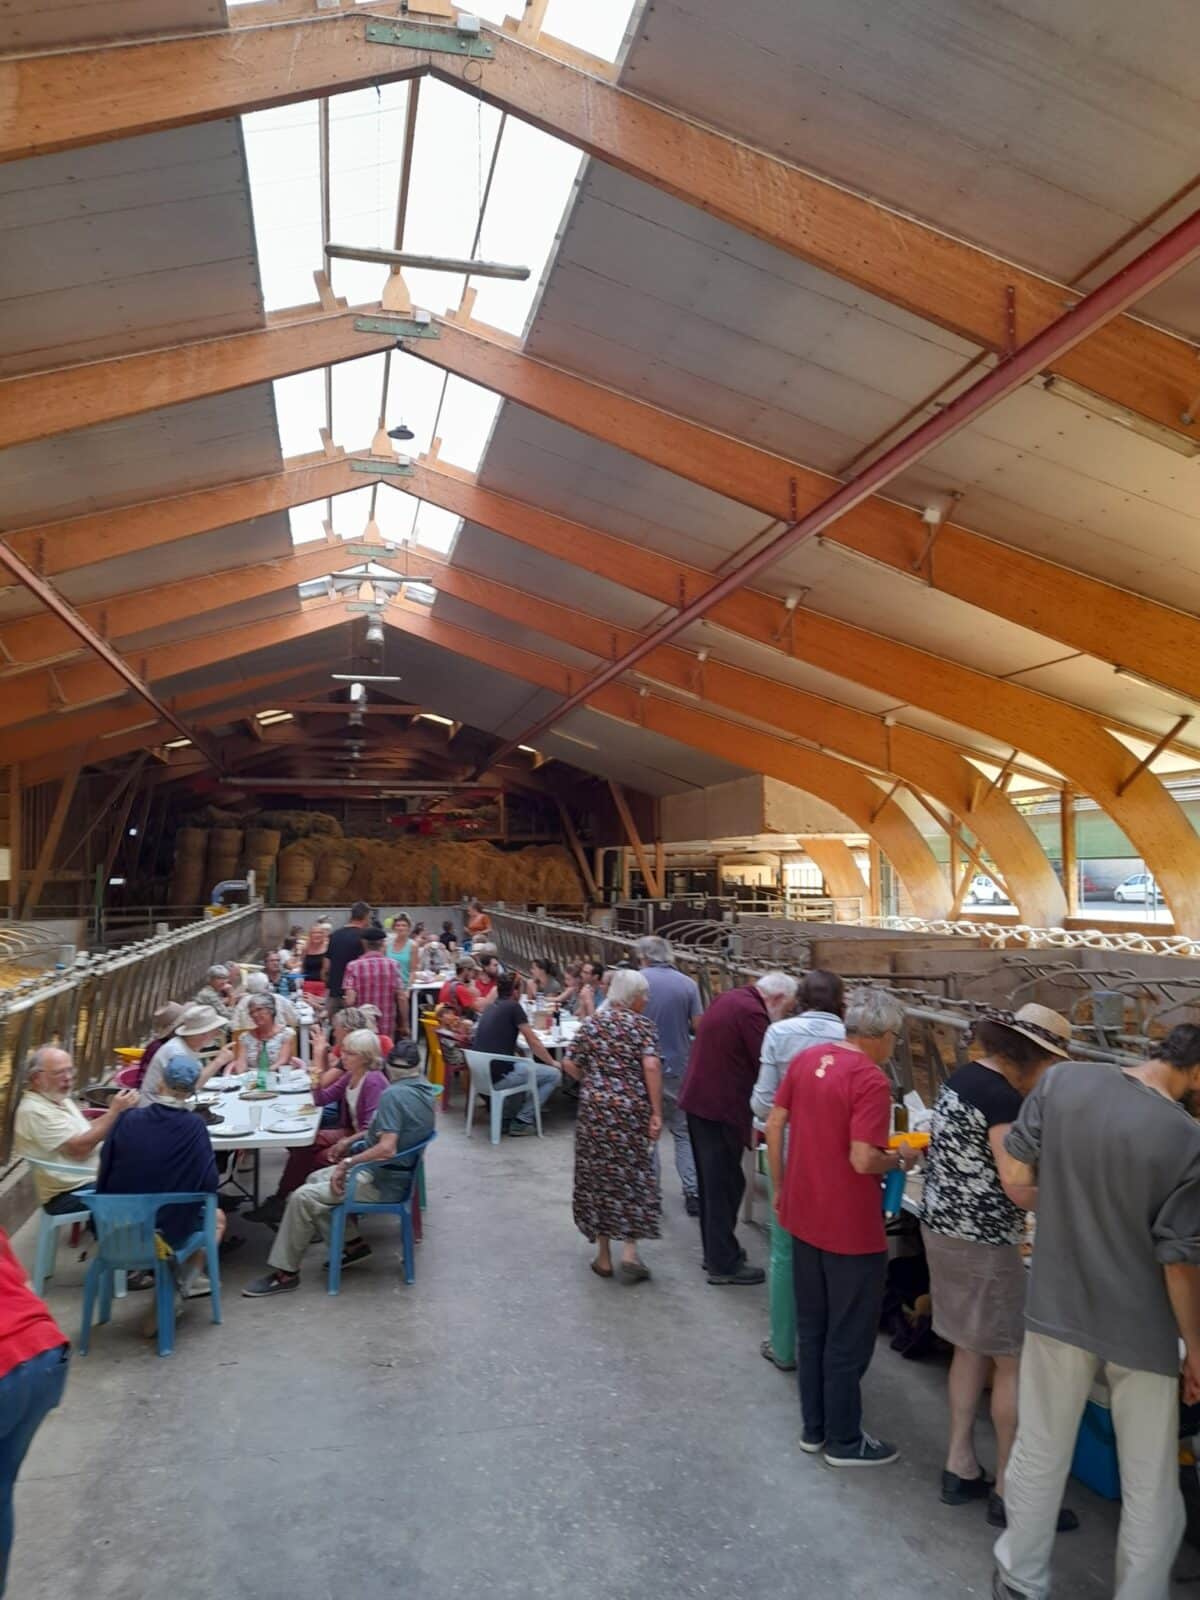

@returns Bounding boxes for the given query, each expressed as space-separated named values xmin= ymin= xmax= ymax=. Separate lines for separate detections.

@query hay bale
xmin=174 ymin=827 xmax=207 ymax=861
xmin=245 ymin=827 xmax=282 ymax=857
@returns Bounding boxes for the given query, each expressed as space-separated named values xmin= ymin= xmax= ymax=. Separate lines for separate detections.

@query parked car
xmin=1113 ymin=871 xmax=1160 ymax=905
xmin=966 ymin=874 xmax=1006 ymax=905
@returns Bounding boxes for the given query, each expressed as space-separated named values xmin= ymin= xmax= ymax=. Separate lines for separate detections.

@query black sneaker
xmin=684 ymin=1193 xmax=701 ymax=1217
xmin=799 ymin=1428 xmax=826 ymax=1455
xmin=824 ymin=1432 xmax=899 ymax=1467
xmin=941 ymin=1468 xmax=992 ymax=1505
xmin=508 ymin=1121 xmax=539 ymax=1137
xmin=242 ymin=1271 xmax=300 ymax=1298
xmin=707 ymin=1263 xmax=765 ymax=1286
xmin=988 ymin=1493 xmax=1078 ymax=1533
xmin=321 ymin=1240 xmax=373 ymax=1270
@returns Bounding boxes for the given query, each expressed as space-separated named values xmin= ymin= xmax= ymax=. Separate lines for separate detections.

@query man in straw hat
xmin=920 ymin=1004 xmax=1078 ymax=1533
xmin=992 ymin=1022 xmax=1200 ymax=1599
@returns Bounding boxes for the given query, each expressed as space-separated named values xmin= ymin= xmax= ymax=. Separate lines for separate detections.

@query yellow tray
xmin=113 ymin=1046 xmax=143 ymax=1062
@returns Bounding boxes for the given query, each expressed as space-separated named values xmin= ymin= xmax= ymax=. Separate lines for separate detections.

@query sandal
xmin=590 ymin=1259 xmax=614 ymax=1278
xmin=619 ymin=1260 xmax=651 ymax=1284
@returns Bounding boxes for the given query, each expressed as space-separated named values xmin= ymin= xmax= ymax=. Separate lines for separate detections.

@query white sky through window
xmin=239 ymin=0 xmax=635 ymax=572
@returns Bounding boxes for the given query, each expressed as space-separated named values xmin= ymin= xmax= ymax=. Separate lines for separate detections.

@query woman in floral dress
xmin=564 ymin=968 xmax=664 ymax=1283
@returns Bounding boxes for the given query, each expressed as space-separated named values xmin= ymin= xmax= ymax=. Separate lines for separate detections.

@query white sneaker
xmin=182 ymin=1273 xmax=212 ymax=1299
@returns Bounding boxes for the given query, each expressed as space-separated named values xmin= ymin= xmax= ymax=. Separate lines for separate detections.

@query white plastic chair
xmin=23 ymin=1157 xmax=127 ymax=1299
xmin=463 ymin=1050 xmax=543 ymax=1145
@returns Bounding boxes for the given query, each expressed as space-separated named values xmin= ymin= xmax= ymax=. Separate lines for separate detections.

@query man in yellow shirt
xmin=13 ymin=1046 xmax=137 ymax=1212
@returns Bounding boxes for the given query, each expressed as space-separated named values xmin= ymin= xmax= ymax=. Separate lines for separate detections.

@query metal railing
xmin=487 ymin=909 xmax=1146 ymax=1111
xmin=865 ymin=914 xmax=1200 ymax=959
xmin=0 ymin=902 xmax=264 ymax=1165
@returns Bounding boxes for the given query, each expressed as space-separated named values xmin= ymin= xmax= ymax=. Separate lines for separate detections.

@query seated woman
xmin=231 ymin=993 xmax=296 ymax=1078
xmin=233 ymin=971 xmax=298 ymax=1031
xmin=310 ymin=1006 xmax=392 ymax=1090
xmin=247 ymin=1029 xmax=390 ymax=1226
xmin=128 ymin=1001 xmax=186 ymax=1088
xmin=526 ymin=957 xmax=564 ymax=1002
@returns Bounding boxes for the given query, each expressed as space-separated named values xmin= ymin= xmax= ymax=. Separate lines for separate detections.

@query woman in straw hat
xmin=920 ymin=1003 xmax=1079 ymax=1533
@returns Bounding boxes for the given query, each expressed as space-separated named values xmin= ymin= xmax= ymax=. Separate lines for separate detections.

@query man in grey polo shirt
xmin=637 ymin=936 xmax=704 ymax=1214
xmin=993 ymin=1025 xmax=1200 ymax=1600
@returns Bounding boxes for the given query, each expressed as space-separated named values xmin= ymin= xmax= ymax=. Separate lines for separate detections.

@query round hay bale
xmin=175 ymin=827 xmax=207 ymax=861
xmin=277 ymin=843 xmax=318 ymax=885
xmin=169 ymin=862 xmax=205 ymax=906
xmin=245 ymin=827 xmax=282 ymax=857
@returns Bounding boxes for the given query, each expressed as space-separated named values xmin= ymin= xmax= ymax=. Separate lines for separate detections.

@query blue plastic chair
xmin=22 ymin=1157 xmax=125 ymax=1300
xmin=327 ymin=1133 xmax=436 ymax=1295
xmin=78 ymin=1192 xmax=222 ymax=1357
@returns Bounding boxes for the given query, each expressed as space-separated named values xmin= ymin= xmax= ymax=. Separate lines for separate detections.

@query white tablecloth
xmin=201 ymin=1068 xmax=320 ymax=1150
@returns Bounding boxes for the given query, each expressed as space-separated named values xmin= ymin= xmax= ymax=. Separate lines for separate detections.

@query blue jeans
xmin=1 ymin=1344 xmax=69 ymax=1596
xmin=492 ymin=1062 xmax=562 ymax=1125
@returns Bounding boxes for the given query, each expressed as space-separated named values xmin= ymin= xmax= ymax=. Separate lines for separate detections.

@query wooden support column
xmin=1061 ymin=787 xmax=1079 ymax=919
xmin=6 ymin=765 xmax=21 ymax=918
xmin=608 ymin=782 xmax=663 ymax=898
xmin=99 ymin=757 xmax=147 ymax=894
xmin=867 ymin=840 xmax=883 ymax=919
xmin=555 ymin=797 xmax=600 ymax=902
xmin=654 ymin=839 xmax=665 ymax=901
xmin=802 ymin=839 xmax=869 ymax=904
xmin=949 ymin=831 xmax=960 ymax=900
xmin=22 ymin=760 xmax=81 ymax=918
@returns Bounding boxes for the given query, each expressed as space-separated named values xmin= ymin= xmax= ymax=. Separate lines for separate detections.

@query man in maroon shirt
xmin=679 ymin=973 xmax=797 ymax=1285
xmin=766 ymin=986 xmax=916 ymax=1467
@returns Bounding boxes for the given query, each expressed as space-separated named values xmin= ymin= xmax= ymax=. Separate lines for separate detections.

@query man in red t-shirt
xmin=0 ymin=1229 xmax=69 ymax=1592
xmin=765 ymin=986 xmax=916 ymax=1468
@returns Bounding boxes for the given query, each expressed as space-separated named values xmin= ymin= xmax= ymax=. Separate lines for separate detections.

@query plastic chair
xmin=78 ymin=1192 xmax=222 ymax=1357
xmin=463 ymin=1050 xmax=543 ymax=1145
xmin=22 ymin=1157 xmax=127 ymax=1301
xmin=327 ymin=1133 xmax=437 ymax=1295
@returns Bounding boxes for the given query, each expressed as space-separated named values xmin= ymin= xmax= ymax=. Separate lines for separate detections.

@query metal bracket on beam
xmin=350 ymin=458 xmax=414 ymax=478
xmin=365 ymin=20 xmax=496 ymax=59
xmin=353 ymin=315 xmax=440 ymax=341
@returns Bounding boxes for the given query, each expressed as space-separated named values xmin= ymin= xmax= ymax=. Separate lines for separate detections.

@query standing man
xmin=324 ymin=902 xmax=371 ymax=1016
xmin=992 ymin=1024 xmax=1200 ymax=1600
xmin=680 ymin=972 xmax=797 ymax=1285
xmin=751 ymin=968 xmax=846 ymax=1372
xmin=765 ymin=987 xmax=913 ymax=1466
xmin=343 ymin=924 xmax=401 ymax=1039
xmin=14 ymin=1047 xmax=138 ymax=1213
xmin=636 ymin=936 xmax=704 ymax=1215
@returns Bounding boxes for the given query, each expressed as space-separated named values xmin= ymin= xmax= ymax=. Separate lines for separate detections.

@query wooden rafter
xmin=22 ymin=759 xmax=81 ymax=918
xmin=608 ymin=782 xmax=663 ymax=900
xmin=3 ymin=18 xmax=1199 ymax=451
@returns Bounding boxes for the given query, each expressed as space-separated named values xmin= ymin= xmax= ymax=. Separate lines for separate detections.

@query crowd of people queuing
xmin=5 ymin=906 xmax=1200 ymax=1600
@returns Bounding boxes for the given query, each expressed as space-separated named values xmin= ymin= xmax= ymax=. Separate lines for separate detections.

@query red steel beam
xmin=478 ymin=203 xmax=1200 ymax=777
xmin=0 ymin=541 xmax=222 ymax=768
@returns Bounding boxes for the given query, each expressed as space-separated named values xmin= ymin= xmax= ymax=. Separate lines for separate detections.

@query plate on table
xmin=240 ymin=1089 xmax=279 ymax=1102
xmin=265 ymin=1116 xmax=312 ymax=1135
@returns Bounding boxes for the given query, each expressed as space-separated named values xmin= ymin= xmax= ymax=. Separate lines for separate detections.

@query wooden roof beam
xmin=2 ymin=18 xmax=1198 ymax=448
xmin=10 ymin=312 xmax=1200 ymax=708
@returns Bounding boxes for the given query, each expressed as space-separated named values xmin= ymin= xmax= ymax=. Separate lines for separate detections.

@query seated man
xmin=471 ymin=972 xmax=561 ymax=1137
xmin=438 ymin=957 xmax=484 ymax=1014
xmin=265 ymin=949 xmax=299 ymax=998
xmin=98 ymin=1053 xmax=224 ymax=1299
xmin=243 ymin=1042 xmax=437 ymax=1297
xmin=193 ymin=964 xmax=234 ymax=1019
xmin=139 ymin=1004 xmax=233 ymax=1105
xmin=14 ymin=1047 xmax=138 ymax=1213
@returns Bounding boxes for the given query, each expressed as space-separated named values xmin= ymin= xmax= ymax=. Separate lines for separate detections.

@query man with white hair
xmin=765 ymin=986 xmax=915 ymax=1467
xmin=679 ymin=971 xmax=798 ymax=1285
xmin=192 ymin=964 xmax=234 ymax=1020
xmin=636 ymin=936 xmax=704 ymax=1215
xmin=14 ymin=1048 xmax=138 ymax=1211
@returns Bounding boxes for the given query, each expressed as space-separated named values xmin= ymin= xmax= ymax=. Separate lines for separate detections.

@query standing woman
xmin=920 ymin=1003 xmax=1078 ymax=1531
xmin=301 ymin=917 xmax=332 ymax=998
xmin=564 ymin=968 xmax=664 ymax=1283
xmin=386 ymin=915 xmax=415 ymax=987
xmin=465 ymin=898 xmax=491 ymax=948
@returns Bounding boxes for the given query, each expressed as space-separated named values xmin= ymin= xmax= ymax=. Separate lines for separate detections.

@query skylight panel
xmin=243 ymin=102 xmax=321 ymax=311
xmin=544 ymin=0 xmax=638 ymax=59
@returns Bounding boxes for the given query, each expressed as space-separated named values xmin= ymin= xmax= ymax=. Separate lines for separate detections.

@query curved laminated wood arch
xmin=389 ymin=466 xmax=1200 ymax=932
xmin=407 ymin=546 xmax=1068 ymax=926
xmin=378 ymin=604 xmax=952 ymax=919
xmin=801 ymin=840 xmax=871 ymax=903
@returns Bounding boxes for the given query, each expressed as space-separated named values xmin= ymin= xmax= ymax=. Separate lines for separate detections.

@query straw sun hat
xmin=976 ymin=1002 xmax=1072 ymax=1057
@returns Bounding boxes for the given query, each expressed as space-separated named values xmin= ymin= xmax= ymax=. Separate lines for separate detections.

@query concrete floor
xmin=10 ymin=1099 xmax=1195 ymax=1600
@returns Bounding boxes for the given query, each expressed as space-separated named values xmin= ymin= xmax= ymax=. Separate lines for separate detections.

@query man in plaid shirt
xmin=343 ymin=924 xmax=401 ymax=1036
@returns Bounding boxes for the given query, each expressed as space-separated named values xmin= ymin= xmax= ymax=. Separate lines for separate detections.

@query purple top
xmin=313 ymin=1068 xmax=388 ymax=1133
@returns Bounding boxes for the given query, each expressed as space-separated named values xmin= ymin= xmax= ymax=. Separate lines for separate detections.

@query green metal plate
xmin=353 ymin=315 xmax=440 ymax=341
xmin=342 ymin=541 xmax=399 ymax=558
xmin=350 ymin=459 xmax=414 ymax=478
xmin=365 ymin=20 xmax=495 ymax=60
